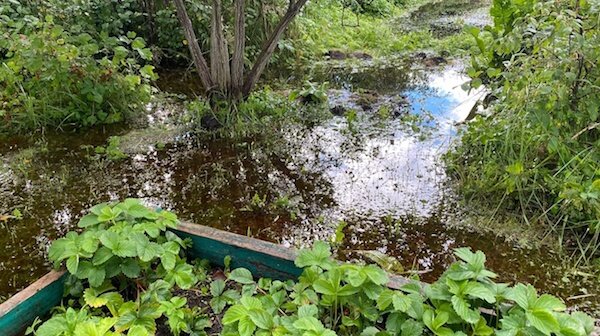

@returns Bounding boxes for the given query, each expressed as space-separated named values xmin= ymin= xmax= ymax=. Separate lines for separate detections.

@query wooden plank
xmin=174 ymin=222 xmax=302 ymax=280
xmin=0 ymin=271 xmax=66 ymax=336
xmin=174 ymin=222 xmax=416 ymax=288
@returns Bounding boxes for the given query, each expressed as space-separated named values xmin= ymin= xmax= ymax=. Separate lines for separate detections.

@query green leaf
xmin=454 ymin=248 xmax=485 ymax=269
xmin=229 ymin=268 xmax=254 ymax=284
xmin=161 ymin=252 xmax=176 ymax=271
xmin=78 ymin=214 xmax=100 ymax=228
xmin=362 ymin=281 xmax=383 ymax=300
xmin=298 ymin=305 xmax=318 ymax=318
xmin=121 ymin=258 xmax=141 ymax=278
xmin=451 ymin=296 xmax=480 ymax=324
xmin=35 ymin=315 xmax=68 ymax=336
xmin=338 ymin=284 xmax=359 ymax=296
xmin=293 ymin=317 xmax=324 ymax=331
xmin=473 ymin=317 xmax=494 ymax=336
xmin=361 ymin=327 xmax=381 ymax=336
xmin=464 ymin=282 xmax=496 ymax=303
xmin=392 ymin=293 xmax=411 ymax=312
xmin=240 ymin=296 xmax=262 ymax=310
xmin=238 ymin=316 xmax=256 ymax=336
xmin=137 ymin=240 xmax=163 ymax=262
xmin=222 ymin=305 xmax=248 ymax=325
xmin=346 ymin=267 xmax=368 ymax=287
xmin=313 ymin=278 xmax=336 ymax=296
xmin=66 ymin=254 xmax=80 ymax=274
xmin=507 ymin=284 xmax=537 ymax=310
xmin=248 ymin=309 xmax=273 ymax=330
xmin=83 ymin=288 xmax=109 ymax=308
xmin=127 ymin=325 xmax=149 ymax=336
xmin=295 ymin=241 xmax=335 ymax=270
xmin=210 ymin=279 xmax=226 ymax=296
xmin=92 ymin=247 xmax=113 ymax=266
xmin=532 ymin=294 xmax=565 ymax=311
xmin=377 ymin=289 xmax=394 ymax=310
xmin=364 ymin=264 xmax=388 ymax=285
xmin=100 ymin=231 xmax=137 ymax=258
xmin=401 ymin=319 xmax=423 ymax=336
xmin=87 ymin=267 xmax=106 ymax=287
xmin=526 ymin=309 xmax=559 ymax=335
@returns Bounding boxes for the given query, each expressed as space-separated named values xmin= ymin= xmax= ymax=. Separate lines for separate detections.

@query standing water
xmin=0 ymin=59 xmax=598 ymax=315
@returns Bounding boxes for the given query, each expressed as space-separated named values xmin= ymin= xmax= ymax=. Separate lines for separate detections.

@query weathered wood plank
xmin=0 ymin=271 xmax=66 ymax=336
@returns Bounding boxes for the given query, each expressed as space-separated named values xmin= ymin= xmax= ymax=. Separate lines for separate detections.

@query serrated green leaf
xmin=78 ymin=214 xmax=100 ymax=228
xmin=526 ymin=309 xmax=559 ymax=335
xmin=229 ymin=268 xmax=254 ymax=284
xmin=238 ymin=316 xmax=256 ymax=336
xmin=121 ymin=258 xmax=141 ymax=278
xmin=451 ymin=296 xmax=480 ymax=324
xmin=401 ymin=319 xmax=423 ymax=336
xmin=248 ymin=309 xmax=273 ymax=330
xmin=295 ymin=241 xmax=335 ymax=270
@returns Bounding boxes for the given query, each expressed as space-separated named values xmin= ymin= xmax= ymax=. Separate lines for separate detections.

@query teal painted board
xmin=173 ymin=223 xmax=303 ymax=280
xmin=0 ymin=271 xmax=66 ymax=336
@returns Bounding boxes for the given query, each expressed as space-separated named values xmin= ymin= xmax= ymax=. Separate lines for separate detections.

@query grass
xmin=294 ymin=0 xmax=477 ymax=58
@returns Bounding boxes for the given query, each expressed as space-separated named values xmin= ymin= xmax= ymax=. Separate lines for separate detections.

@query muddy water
xmin=1 ymin=60 xmax=598 ymax=315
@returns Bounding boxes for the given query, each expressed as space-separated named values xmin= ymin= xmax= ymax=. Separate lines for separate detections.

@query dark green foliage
xmin=0 ymin=2 xmax=155 ymax=133
xmin=447 ymin=0 xmax=600 ymax=265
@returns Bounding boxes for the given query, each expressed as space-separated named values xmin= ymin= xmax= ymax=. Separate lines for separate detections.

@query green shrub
xmin=0 ymin=14 xmax=156 ymax=132
xmin=447 ymin=0 xmax=600 ymax=265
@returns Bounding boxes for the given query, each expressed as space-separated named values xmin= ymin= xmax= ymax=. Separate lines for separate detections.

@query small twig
xmin=571 ymin=122 xmax=600 ymax=140
xmin=566 ymin=293 xmax=596 ymax=301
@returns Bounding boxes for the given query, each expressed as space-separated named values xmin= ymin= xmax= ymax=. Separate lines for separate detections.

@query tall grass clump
xmin=446 ymin=0 xmax=600 ymax=267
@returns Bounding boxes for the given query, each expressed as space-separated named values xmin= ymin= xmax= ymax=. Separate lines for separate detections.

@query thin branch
xmin=173 ymin=0 xmax=214 ymax=92
xmin=242 ymin=0 xmax=309 ymax=96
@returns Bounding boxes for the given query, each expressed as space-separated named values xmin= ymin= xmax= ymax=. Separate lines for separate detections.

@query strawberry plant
xmin=28 ymin=201 xmax=595 ymax=336
xmin=29 ymin=200 xmax=208 ymax=336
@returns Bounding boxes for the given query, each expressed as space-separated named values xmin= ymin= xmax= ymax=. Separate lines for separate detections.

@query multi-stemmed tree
xmin=173 ymin=0 xmax=309 ymax=101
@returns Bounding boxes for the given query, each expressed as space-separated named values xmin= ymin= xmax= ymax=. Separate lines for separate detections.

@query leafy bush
xmin=447 ymin=0 xmax=600 ymax=264
xmin=0 ymin=7 xmax=156 ymax=132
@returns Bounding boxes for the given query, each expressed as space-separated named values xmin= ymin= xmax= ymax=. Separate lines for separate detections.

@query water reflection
xmin=0 ymin=61 xmax=598 ymax=314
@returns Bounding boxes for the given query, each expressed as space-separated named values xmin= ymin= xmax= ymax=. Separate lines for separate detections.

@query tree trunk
xmin=210 ymin=0 xmax=231 ymax=93
xmin=242 ymin=0 xmax=309 ymax=96
xmin=231 ymin=0 xmax=246 ymax=99
xmin=173 ymin=0 xmax=214 ymax=92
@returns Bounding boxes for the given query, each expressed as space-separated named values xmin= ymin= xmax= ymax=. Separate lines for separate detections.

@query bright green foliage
xmin=290 ymin=81 xmax=329 ymax=105
xmin=92 ymin=137 xmax=128 ymax=161
xmin=221 ymin=242 xmax=593 ymax=336
xmin=0 ymin=3 xmax=155 ymax=132
xmin=447 ymin=0 xmax=600 ymax=265
xmin=29 ymin=206 xmax=593 ymax=336
xmin=30 ymin=200 xmax=209 ymax=336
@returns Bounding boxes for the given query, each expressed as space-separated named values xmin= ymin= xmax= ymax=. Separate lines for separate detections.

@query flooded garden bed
xmin=2 ymin=56 xmax=599 ymax=316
